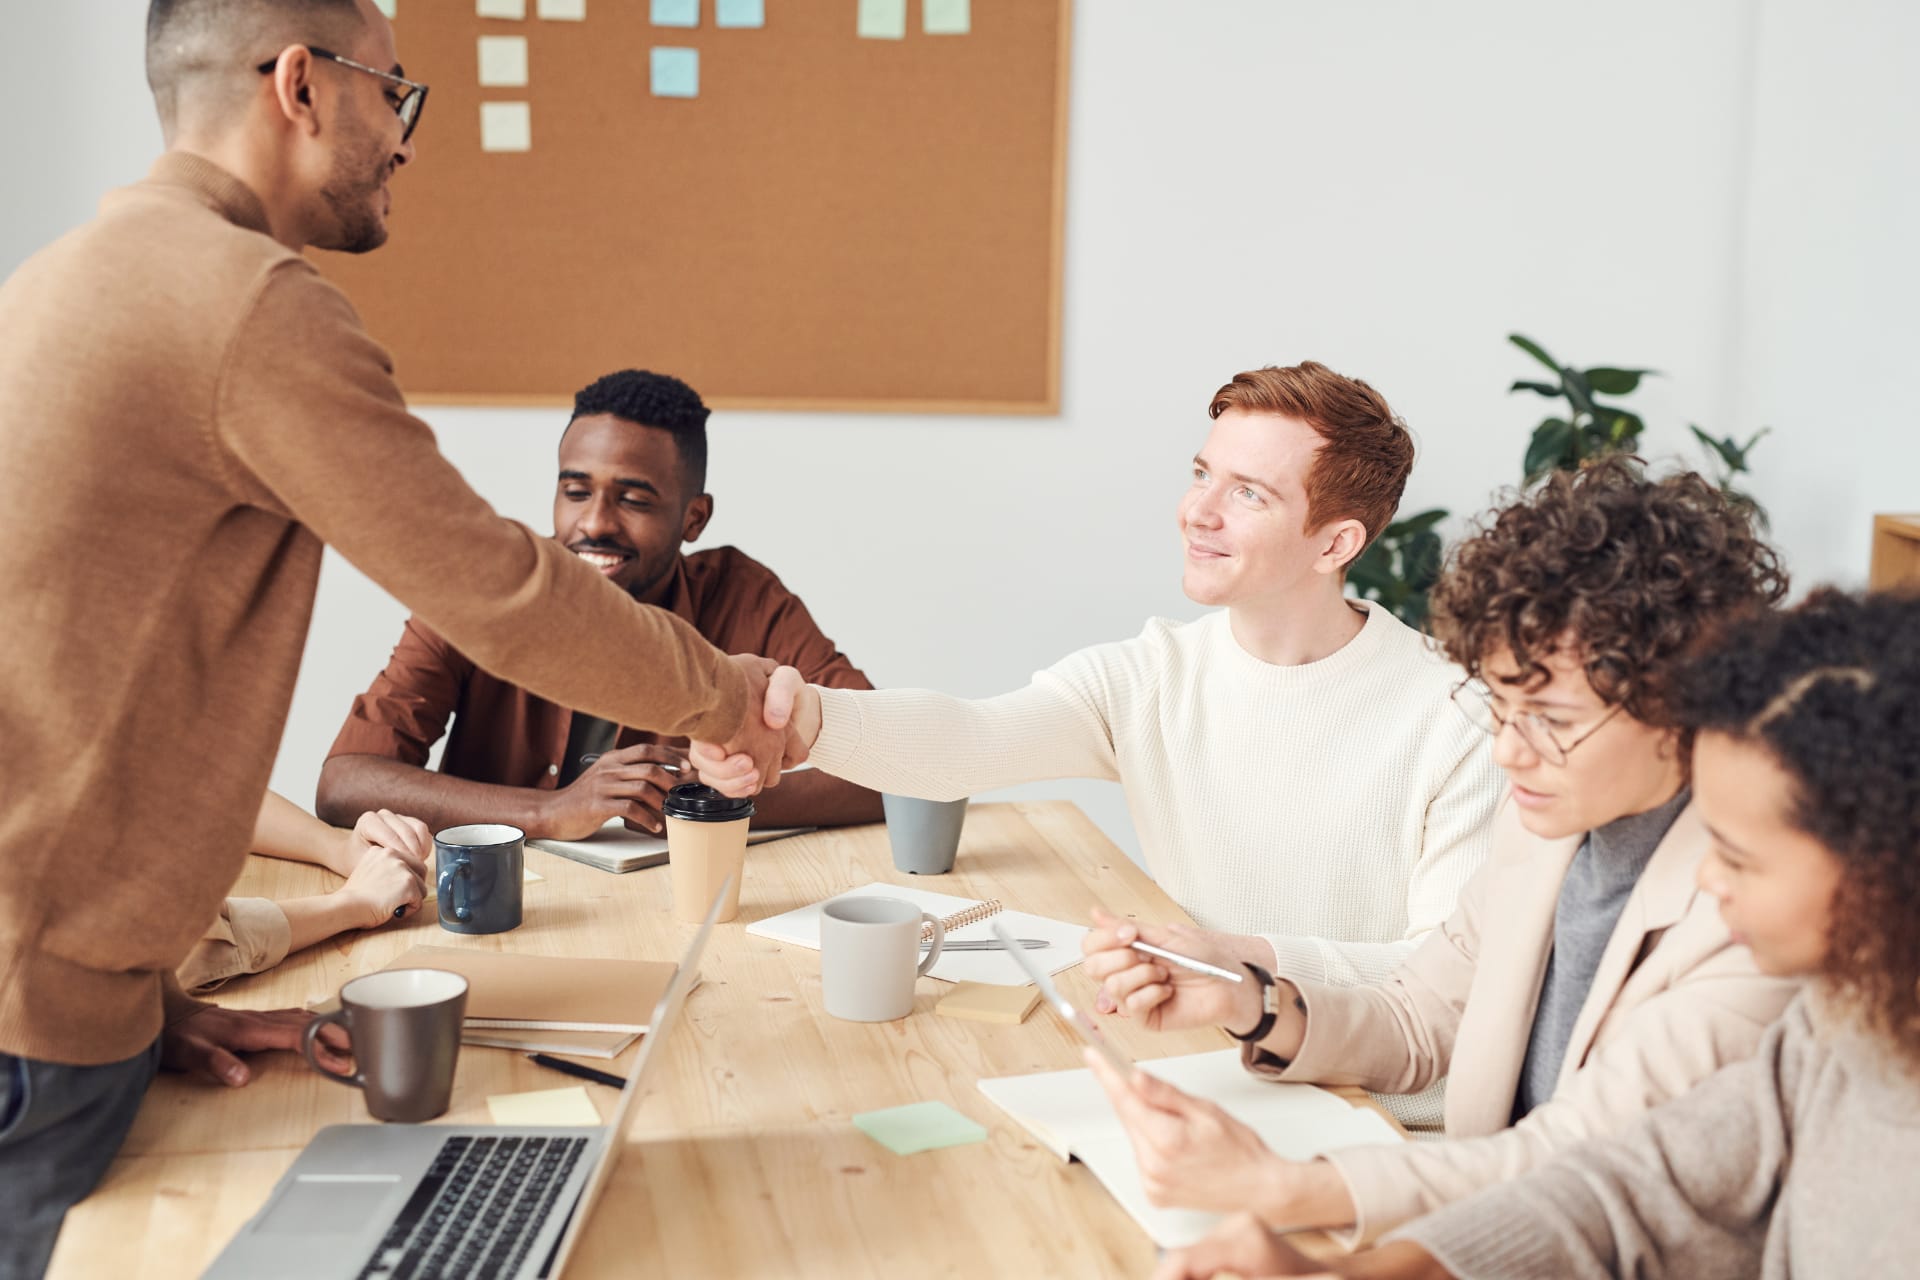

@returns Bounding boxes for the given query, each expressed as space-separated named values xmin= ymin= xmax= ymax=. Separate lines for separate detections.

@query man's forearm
xmin=319 ymin=755 xmax=555 ymax=838
xmin=747 ymin=768 xmax=883 ymax=829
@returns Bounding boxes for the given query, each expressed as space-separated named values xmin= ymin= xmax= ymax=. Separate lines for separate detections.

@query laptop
xmin=203 ymin=882 xmax=728 ymax=1280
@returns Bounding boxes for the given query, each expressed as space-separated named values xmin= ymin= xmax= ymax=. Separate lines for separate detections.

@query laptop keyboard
xmin=355 ymin=1134 xmax=591 ymax=1280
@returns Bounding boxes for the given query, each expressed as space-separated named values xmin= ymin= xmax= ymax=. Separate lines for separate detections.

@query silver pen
xmin=1130 ymin=940 xmax=1245 ymax=983
xmin=920 ymin=938 xmax=1050 ymax=951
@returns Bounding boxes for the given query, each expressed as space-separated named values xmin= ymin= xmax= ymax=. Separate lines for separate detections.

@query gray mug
xmin=820 ymin=897 xmax=945 ymax=1021
xmin=302 ymin=968 xmax=469 ymax=1123
xmin=435 ymin=823 xmax=524 ymax=935
xmin=882 ymin=795 xmax=969 ymax=875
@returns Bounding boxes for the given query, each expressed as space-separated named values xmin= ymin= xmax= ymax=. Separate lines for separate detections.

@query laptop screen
xmin=543 ymin=877 xmax=730 ymax=1276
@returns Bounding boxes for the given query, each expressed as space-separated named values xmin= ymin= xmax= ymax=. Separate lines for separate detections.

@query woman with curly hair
xmin=1156 ymin=588 xmax=1920 ymax=1279
xmin=1078 ymin=456 xmax=1799 ymax=1246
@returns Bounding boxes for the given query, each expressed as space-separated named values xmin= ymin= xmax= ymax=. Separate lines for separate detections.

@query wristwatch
xmin=1227 ymin=962 xmax=1279 ymax=1043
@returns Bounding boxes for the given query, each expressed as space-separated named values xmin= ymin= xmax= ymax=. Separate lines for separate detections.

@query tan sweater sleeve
xmin=1317 ymin=919 xmax=1796 ymax=1243
xmin=1392 ymin=1001 xmax=1811 ymax=1279
xmin=176 ymin=898 xmax=294 ymax=996
xmin=212 ymin=263 xmax=746 ymax=743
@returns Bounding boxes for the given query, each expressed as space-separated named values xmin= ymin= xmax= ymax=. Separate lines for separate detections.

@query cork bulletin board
xmin=320 ymin=0 xmax=1072 ymax=413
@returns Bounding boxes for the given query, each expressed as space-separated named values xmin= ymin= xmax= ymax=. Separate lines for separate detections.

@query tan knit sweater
xmin=1397 ymin=994 xmax=1920 ymax=1278
xmin=0 ymin=154 xmax=747 ymax=1065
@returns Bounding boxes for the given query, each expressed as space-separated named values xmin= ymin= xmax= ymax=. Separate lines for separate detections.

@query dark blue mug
xmin=434 ymin=823 xmax=525 ymax=935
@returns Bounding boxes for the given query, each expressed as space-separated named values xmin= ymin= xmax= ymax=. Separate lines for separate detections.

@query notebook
xmin=382 ymin=945 xmax=678 ymax=1034
xmin=746 ymin=881 xmax=1088 ymax=986
xmin=528 ymin=819 xmax=815 ymax=873
xmin=978 ymin=1049 xmax=1405 ymax=1248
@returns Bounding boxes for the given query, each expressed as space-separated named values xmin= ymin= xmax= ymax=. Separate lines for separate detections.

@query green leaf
xmin=1510 ymin=379 xmax=1563 ymax=398
xmin=1559 ymin=368 xmax=1595 ymax=418
xmin=1405 ymin=530 xmax=1445 ymax=589
xmin=1687 ymin=423 xmax=1736 ymax=465
xmin=1386 ymin=507 xmax=1449 ymax=537
xmin=1593 ymin=406 xmax=1644 ymax=448
xmin=1508 ymin=334 xmax=1561 ymax=376
xmin=1582 ymin=367 xmax=1655 ymax=396
xmin=1524 ymin=418 xmax=1575 ymax=481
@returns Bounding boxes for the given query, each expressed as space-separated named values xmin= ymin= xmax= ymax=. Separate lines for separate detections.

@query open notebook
xmin=979 ymin=1049 xmax=1404 ymax=1248
xmin=746 ymin=881 xmax=1088 ymax=986
xmin=529 ymin=819 xmax=814 ymax=873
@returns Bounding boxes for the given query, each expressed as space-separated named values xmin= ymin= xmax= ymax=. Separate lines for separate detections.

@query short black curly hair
xmin=1428 ymin=456 xmax=1788 ymax=729
xmin=568 ymin=369 xmax=710 ymax=493
xmin=1674 ymin=588 xmax=1920 ymax=1070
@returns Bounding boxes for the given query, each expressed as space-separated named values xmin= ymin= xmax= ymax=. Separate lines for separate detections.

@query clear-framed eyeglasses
xmin=1450 ymin=682 xmax=1623 ymax=767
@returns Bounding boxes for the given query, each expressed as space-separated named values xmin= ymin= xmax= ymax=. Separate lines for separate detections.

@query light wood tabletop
xmin=48 ymin=801 xmax=1381 ymax=1279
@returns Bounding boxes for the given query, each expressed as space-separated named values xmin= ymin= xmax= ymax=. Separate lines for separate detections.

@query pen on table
xmin=1129 ymin=940 xmax=1245 ymax=983
xmin=919 ymin=938 xmax=1050 ymax=951
xmin=526 ymin=1052 xmax=628 ymax=1090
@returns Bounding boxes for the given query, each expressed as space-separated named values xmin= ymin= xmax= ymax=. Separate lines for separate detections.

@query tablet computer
xmin=992 ymin=919 xmax=1134 ymax=1077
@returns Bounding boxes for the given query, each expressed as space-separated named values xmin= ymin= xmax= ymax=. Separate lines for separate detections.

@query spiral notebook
xmin=745 ymin=881 xmax=1088 ymax=986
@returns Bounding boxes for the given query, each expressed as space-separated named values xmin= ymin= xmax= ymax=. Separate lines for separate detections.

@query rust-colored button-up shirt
xmin=328 ymin=545 xmax=870 ymax=786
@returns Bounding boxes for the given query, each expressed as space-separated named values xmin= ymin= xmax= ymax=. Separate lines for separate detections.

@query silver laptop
xmin=204 ymin=882 xmax=728 ymax=1280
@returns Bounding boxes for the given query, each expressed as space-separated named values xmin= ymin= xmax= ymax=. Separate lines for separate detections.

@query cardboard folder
xmin=382 ymin=945 xmax=677 ymax=1034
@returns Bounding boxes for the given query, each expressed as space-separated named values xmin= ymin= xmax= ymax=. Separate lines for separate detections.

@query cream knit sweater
xmin=810 ymin=603 xmax=1506 ymax=986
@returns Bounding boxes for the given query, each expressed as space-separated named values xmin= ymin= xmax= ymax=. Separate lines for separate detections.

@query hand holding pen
xmin=1078 ymin=907 xmax=1267 ymax=1036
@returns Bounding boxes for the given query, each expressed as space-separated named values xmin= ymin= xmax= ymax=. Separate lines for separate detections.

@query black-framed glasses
xmin=256 ymin=46 xmax=429 ymax=143
xmin=1450 ymin=682 xmax=1624 ymax=767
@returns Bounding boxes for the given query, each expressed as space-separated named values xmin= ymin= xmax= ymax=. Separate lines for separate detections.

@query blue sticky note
xmin=715 ymin=0 xmax=763 ymax=28
xmin=852 ymin=1102 xmax=988 ymax=1156
xmin=923 ymin=0 xmax=969 ymax=35
xmin=650 ymin=46 xmax=699 ymax=98
xmin=856 ymin=0 xmax=905 ymax=40
xmin=650 ymin=0 xmax=698 ymax=27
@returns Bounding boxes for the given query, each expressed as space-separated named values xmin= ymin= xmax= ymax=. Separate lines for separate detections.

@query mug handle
xmin=916 ymin=914 xmax=945 ymax=976
xmin=438 ymin=860 xmax=472 ymax=922
xmin=301 ymin=1009 xmax=362 ymax=1088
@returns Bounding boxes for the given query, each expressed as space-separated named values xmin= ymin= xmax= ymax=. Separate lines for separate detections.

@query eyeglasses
xmin=256 ymin=47 xmax=429 ymax=143
xmin=1450 ymin=682 xmax=1624 ymax=767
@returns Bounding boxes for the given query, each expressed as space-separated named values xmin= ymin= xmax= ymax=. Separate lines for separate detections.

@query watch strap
xmin=1227 ymin=961 xmax=1278 ymax=1043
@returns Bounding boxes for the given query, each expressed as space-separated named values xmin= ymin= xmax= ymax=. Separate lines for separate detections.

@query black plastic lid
xmin=662 ymin=782 xmax=755 ymax=823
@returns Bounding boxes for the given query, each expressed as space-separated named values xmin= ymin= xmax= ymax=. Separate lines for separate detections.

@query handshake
xmin=696 ymin=657 xmax=825 ymax=796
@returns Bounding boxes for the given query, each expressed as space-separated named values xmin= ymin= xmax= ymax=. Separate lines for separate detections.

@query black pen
xmin=525 ymin=1051 xmax=627 ymax=1090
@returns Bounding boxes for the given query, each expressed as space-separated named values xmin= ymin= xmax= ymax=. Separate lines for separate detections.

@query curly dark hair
xmin=569 ymin=369 xmax=710 ymax=493
xmin=1674 ymin=588 xmax=1920 ymax=1069
xmin=1428 ymin=456 xmax=1788 ymax=729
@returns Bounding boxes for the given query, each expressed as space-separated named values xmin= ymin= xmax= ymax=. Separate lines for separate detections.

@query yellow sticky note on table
xmin=477 ymin=35 xmax=529 ymax=87
xmin=936 ymin=982 xmax=1041 ymax=1025
xmin=488 ymin=1085 xmax=602 ymax=1127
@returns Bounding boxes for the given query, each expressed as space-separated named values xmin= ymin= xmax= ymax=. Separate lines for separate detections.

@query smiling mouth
xmin=1186 ymin=542 xmax=1229 ymax=559
xmin=572 ymin=547 xmax=633 ymax=574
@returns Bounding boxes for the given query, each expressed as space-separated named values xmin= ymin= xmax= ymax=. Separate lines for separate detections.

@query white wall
xmin=5 ymin=2 xmax=1915 ymax=860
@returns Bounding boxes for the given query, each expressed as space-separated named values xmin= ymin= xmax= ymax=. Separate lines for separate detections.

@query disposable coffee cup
xmin=883 ymin=794 xmax=969 ymax=875
xmin=303 ymin=968 xmax=468 ymax=1123
xmin=663 ymin=783 xmax=754 ymax=923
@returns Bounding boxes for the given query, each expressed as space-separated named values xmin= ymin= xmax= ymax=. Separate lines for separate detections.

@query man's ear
xmin=682 ymin=494 xmax=714 ymax=544
xmin=265 ymin=45 xmax=322 ymax=135
xmin=1317 ymin=518 xmax=1369 ymax=575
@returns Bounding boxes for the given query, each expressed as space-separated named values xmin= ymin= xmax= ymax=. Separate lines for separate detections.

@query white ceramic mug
xmin=820 ymin=897 xmax=945 ymax=1022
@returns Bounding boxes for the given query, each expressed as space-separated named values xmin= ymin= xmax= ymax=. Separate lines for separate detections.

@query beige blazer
xmin=1246 ymin=801 xmax=1799 ymax=1244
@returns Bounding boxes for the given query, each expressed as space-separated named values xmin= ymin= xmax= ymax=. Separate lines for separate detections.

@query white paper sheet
xmin=979 ymin=1049 xmax=1405 ymax=1248
xmin=745 ymin=881 xmax=1087 ymax=986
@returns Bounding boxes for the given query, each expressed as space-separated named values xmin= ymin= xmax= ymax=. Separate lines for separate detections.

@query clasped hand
xmin=688 ymin=660 xmax=819 ymax=796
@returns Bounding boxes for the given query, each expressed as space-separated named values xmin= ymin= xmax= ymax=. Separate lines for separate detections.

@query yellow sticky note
xmin=477 ymin=36 xmax=528 ymax=87
xmin=488 ymin=1085 xmax=603 ymax=1126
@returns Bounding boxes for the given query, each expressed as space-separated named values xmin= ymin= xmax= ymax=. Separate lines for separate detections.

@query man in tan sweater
xmin=0 ymin=2 xmax=791 ymax=1271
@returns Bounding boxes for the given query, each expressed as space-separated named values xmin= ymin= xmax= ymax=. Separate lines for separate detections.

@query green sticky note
xmin=856 ymin=0 xmax=906 ymax=40
xmin=852 ymin=1102 xmax=988 ymax=1156
xmin=651 ymin=0 xmax=699 ymax=27
xmin=715 ymin=0 xmax=764 ymax=27
xmin=924 ymin=0 xmax=969 ymax=35
xmin=650 ymin=47 xmax=699 ymax=98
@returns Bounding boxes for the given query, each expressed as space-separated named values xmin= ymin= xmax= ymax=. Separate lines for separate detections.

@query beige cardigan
xmin=1247 ymin=802 xmax=1800 ymax=1243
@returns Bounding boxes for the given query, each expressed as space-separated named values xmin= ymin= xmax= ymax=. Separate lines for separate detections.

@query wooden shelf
xmin=1870 ymin=514 xmax=1920 ymax=590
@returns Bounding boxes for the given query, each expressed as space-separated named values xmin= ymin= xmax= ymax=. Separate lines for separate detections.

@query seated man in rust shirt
xmin=318 ymin=369 xmax=880 ymax=838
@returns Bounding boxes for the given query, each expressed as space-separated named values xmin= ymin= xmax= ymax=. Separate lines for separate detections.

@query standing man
xmin=0 ymin=2 xmax=790 ymax=1271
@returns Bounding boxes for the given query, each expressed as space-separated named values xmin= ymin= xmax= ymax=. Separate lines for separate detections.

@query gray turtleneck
xmin=1512 ymin=787 xmax=1692 ymax=1120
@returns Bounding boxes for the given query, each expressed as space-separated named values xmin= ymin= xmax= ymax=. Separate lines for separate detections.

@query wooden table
xmin=49 ymin=802 xmax=1377 ymax=1278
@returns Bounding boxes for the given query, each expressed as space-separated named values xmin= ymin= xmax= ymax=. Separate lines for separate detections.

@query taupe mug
xmin=820 ymin=897 xmax=945 ymax=1021
xmin=302 ymin=968 xmax=469 ymax=1123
